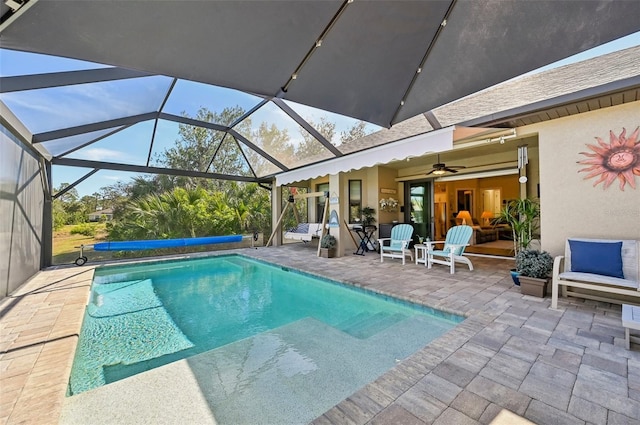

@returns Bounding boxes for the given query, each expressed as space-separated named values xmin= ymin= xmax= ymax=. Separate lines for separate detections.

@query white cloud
xmin=102 ymin=175 xmax=124 ymax=181
xmin=80 ymin=148 xmax=127 ymax=161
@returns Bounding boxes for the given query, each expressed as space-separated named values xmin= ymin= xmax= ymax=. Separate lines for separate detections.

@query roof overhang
xmin=459 ymin=75 xmax=640 ymax=128
xmin=275 ymin=126 xmax=503 ymax=185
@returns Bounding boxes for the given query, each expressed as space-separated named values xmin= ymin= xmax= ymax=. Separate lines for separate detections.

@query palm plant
xmin=498 ymin=198 xmax=540 ymax=254
xmin=361 ymin=206 xmax=376 ymax=227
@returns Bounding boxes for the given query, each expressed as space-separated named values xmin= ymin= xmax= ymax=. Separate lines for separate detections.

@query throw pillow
xmin=569 ymin=240 xmax=624 ymax=279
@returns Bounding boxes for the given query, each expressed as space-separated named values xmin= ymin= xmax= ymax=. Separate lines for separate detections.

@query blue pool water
xmin=69 ymin=255 xmax=462 ymax=423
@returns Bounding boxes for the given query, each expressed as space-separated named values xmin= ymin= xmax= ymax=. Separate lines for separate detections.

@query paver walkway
xmin=1 ymin=244 xmax=638 ymax=424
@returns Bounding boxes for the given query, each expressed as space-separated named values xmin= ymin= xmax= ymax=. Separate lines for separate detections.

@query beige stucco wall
xmin=377 ymin=166 xmax=401 ymax=224
xmin=522 ymin=101 xmax=640 ymax=257
xmin=308 ymin=168 xmax=380 ymax=255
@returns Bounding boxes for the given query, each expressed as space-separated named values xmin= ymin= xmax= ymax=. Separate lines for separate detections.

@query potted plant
xmin=361 ymin=206 xmax=376 ymax=227
xmin=515 ymin=249 xmax=554 ymax=297
xmin=319 ymin=234 xmax=337 ymax=258
xmin=498 ymin=198 xmax=541 ymax=285
xmin=498 ymin=198 xmax=540 ymax=254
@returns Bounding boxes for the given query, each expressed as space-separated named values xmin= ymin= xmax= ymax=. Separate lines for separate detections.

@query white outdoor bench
xmin=622 ymin=304 xmax=640 ymax=350
xmin=551 ymin=238 xmax=639 ymax=309
xmin=284 ymin=223 xmax=324 ymax=242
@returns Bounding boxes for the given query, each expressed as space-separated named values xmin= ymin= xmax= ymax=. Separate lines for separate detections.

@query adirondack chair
xmin=379 ymin=224 xmax=414 ymax=265
xmin=426 ymin=225 xmax=474 ymax=274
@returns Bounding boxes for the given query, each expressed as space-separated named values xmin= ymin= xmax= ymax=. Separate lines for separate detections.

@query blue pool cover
xmin=93 ymin=235 xmax=242 ymax=251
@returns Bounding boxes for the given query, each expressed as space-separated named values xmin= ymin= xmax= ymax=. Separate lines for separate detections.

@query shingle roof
xmin=342 ymin=45 xmax=640 ymax=151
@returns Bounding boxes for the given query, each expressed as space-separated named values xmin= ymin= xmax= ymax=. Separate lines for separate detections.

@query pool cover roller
xmin=93 ymin=235 xmax=242 ymax=251
xmin=75 ymin=235 xmax=243 ymax=266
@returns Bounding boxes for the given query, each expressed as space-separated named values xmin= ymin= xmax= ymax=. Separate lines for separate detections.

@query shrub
xmin=70 ymin=223 xmax=97 ymax=237
xmin=320 ymin=234 xmax=337 ymax=249
xmin=515 ymin=249 xmax=553 ymax=279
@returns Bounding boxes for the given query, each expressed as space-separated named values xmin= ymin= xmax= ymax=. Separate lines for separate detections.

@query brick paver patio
xmin=1 ymin=244 xmax=638 ymax=424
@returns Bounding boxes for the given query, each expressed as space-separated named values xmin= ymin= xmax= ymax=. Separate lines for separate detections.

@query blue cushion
xmin=443 ymin=243 xmax=464 ymax=256
xmin=287 ymin=223 xmax=309 ymax=233
xmin=569 ymin=240 xmax=624 ymax=279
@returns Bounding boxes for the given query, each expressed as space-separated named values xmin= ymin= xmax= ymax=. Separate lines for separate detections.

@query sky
xmin=1 ymin=31 xmax=639 ymax=199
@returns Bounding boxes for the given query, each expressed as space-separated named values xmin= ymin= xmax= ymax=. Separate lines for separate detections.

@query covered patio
xmin=1 ymin=246 xmax=637 ymax=424
xmin=2 ymin=2 xmax=640 ymax=424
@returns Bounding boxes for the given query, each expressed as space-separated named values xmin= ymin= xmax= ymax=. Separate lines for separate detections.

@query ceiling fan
xmin=426 ymin=154 xmax=466 ymax=175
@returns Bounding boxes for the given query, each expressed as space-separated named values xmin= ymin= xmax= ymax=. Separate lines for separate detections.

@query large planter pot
xmin=510 ymin=269 xmax=521 ymax=286
xmin=519 ymin=276 xmax=549 ymax=297
xmin=319 ymin=248 xmax=336 ymax=258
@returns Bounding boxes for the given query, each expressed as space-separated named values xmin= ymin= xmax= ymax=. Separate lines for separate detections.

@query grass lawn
xmin=53 ymin=223 xmax=112 ymax=265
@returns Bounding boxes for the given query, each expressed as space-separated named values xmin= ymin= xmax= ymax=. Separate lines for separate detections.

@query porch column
xmin=41 ymin=160 xmax=53 ymax=268
xmin=271 ymin=184 xmax=282 ymax=246
xmin=328 ymin=173 xmax=346 ymax=257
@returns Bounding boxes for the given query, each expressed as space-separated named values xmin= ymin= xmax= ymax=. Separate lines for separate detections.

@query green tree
xmin=158 ymin=106 xmax=252 ymax=191
xmin=108 ymin=187 xmax=239 ymax=241
xmin=295 ymin=117 xmax=335 ymax=158
xmin=340 ymin=120 xmax=371 ymax=143
xmin=245 ymin=122 xmax=294 ymax=177
xmin=98 ymin=183 xmax=128 ymax=220
xmin=224 ymin=182 xmax=271 ymax=233
xmin=80 ymin=195 xmax=97 ymax=213
xmin=128 ymin=176 xmax=158 ymax=200
xmin=52 ymin=199 xmax=68 ymax=230
xmin=54 ymin=183 xmax=79 ymax=203
xmin=53 ymin=183 xmax=87 ymax=225
xmin=101 ymin=106 xmax=375 ymax=243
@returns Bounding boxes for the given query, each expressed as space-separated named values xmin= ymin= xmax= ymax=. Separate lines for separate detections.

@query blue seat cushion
xmin=295 ymin=223 xmax=309 ymax=233
xmin=569 ymin=240 xmax=624 ymax=279
xmin=443 ymin=243 xmax=464 ymax=256
xmin=390 ymin=241 xmax=405 ymax=250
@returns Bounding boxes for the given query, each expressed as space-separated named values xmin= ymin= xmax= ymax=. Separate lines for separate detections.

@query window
xmin=316 ymin=183 xmax=329 ymax=222
xmin=348 ymin=180 xmax=362 ymax=223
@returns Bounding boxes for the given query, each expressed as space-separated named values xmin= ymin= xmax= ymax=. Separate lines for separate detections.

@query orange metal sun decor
xmin=578 ymin=127 xmax=640 ymax=191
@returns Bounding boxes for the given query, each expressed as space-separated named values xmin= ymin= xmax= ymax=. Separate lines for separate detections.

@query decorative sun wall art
xmin=577 ymin=126 xmax=639 ymax=191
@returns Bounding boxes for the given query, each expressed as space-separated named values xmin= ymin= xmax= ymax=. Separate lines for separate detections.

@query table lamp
xmin=456 ymin=210 xmax=472 ymax=225
xmin=481 ymin=211 xmax=493 ymax=226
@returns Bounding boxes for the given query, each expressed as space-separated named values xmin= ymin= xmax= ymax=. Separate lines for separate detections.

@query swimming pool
xmin=69 ymin=255 xmax=462 ymax=423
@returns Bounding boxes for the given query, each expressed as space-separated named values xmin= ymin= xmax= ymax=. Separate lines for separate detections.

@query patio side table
xmin=415 ymin=242 xmax=437 ymax=267
xmin=622 ymin=304 xmax=640 ymax=350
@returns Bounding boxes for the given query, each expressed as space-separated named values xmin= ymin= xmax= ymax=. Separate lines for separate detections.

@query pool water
xmin=68 ymin=255 xmax=462 ymax=423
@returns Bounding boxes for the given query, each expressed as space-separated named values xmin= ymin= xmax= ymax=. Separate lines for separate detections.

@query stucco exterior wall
xmin=523 ymin=101 xmax=640 ymax=257
xmin=377 ymin=166 xmax=401 ymax=224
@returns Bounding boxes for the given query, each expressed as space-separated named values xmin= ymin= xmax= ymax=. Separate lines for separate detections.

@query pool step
xmin=338 ymin=312 xmax=408 ymax=339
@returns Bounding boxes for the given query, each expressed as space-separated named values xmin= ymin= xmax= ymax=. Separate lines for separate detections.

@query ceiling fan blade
xmin=444 ymin=168 xmax=459 ymax=173
xmin=426 ymin=169 xmax=436 ymax=175
xmin=447 ymin=165 xmax=466 ymax=170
